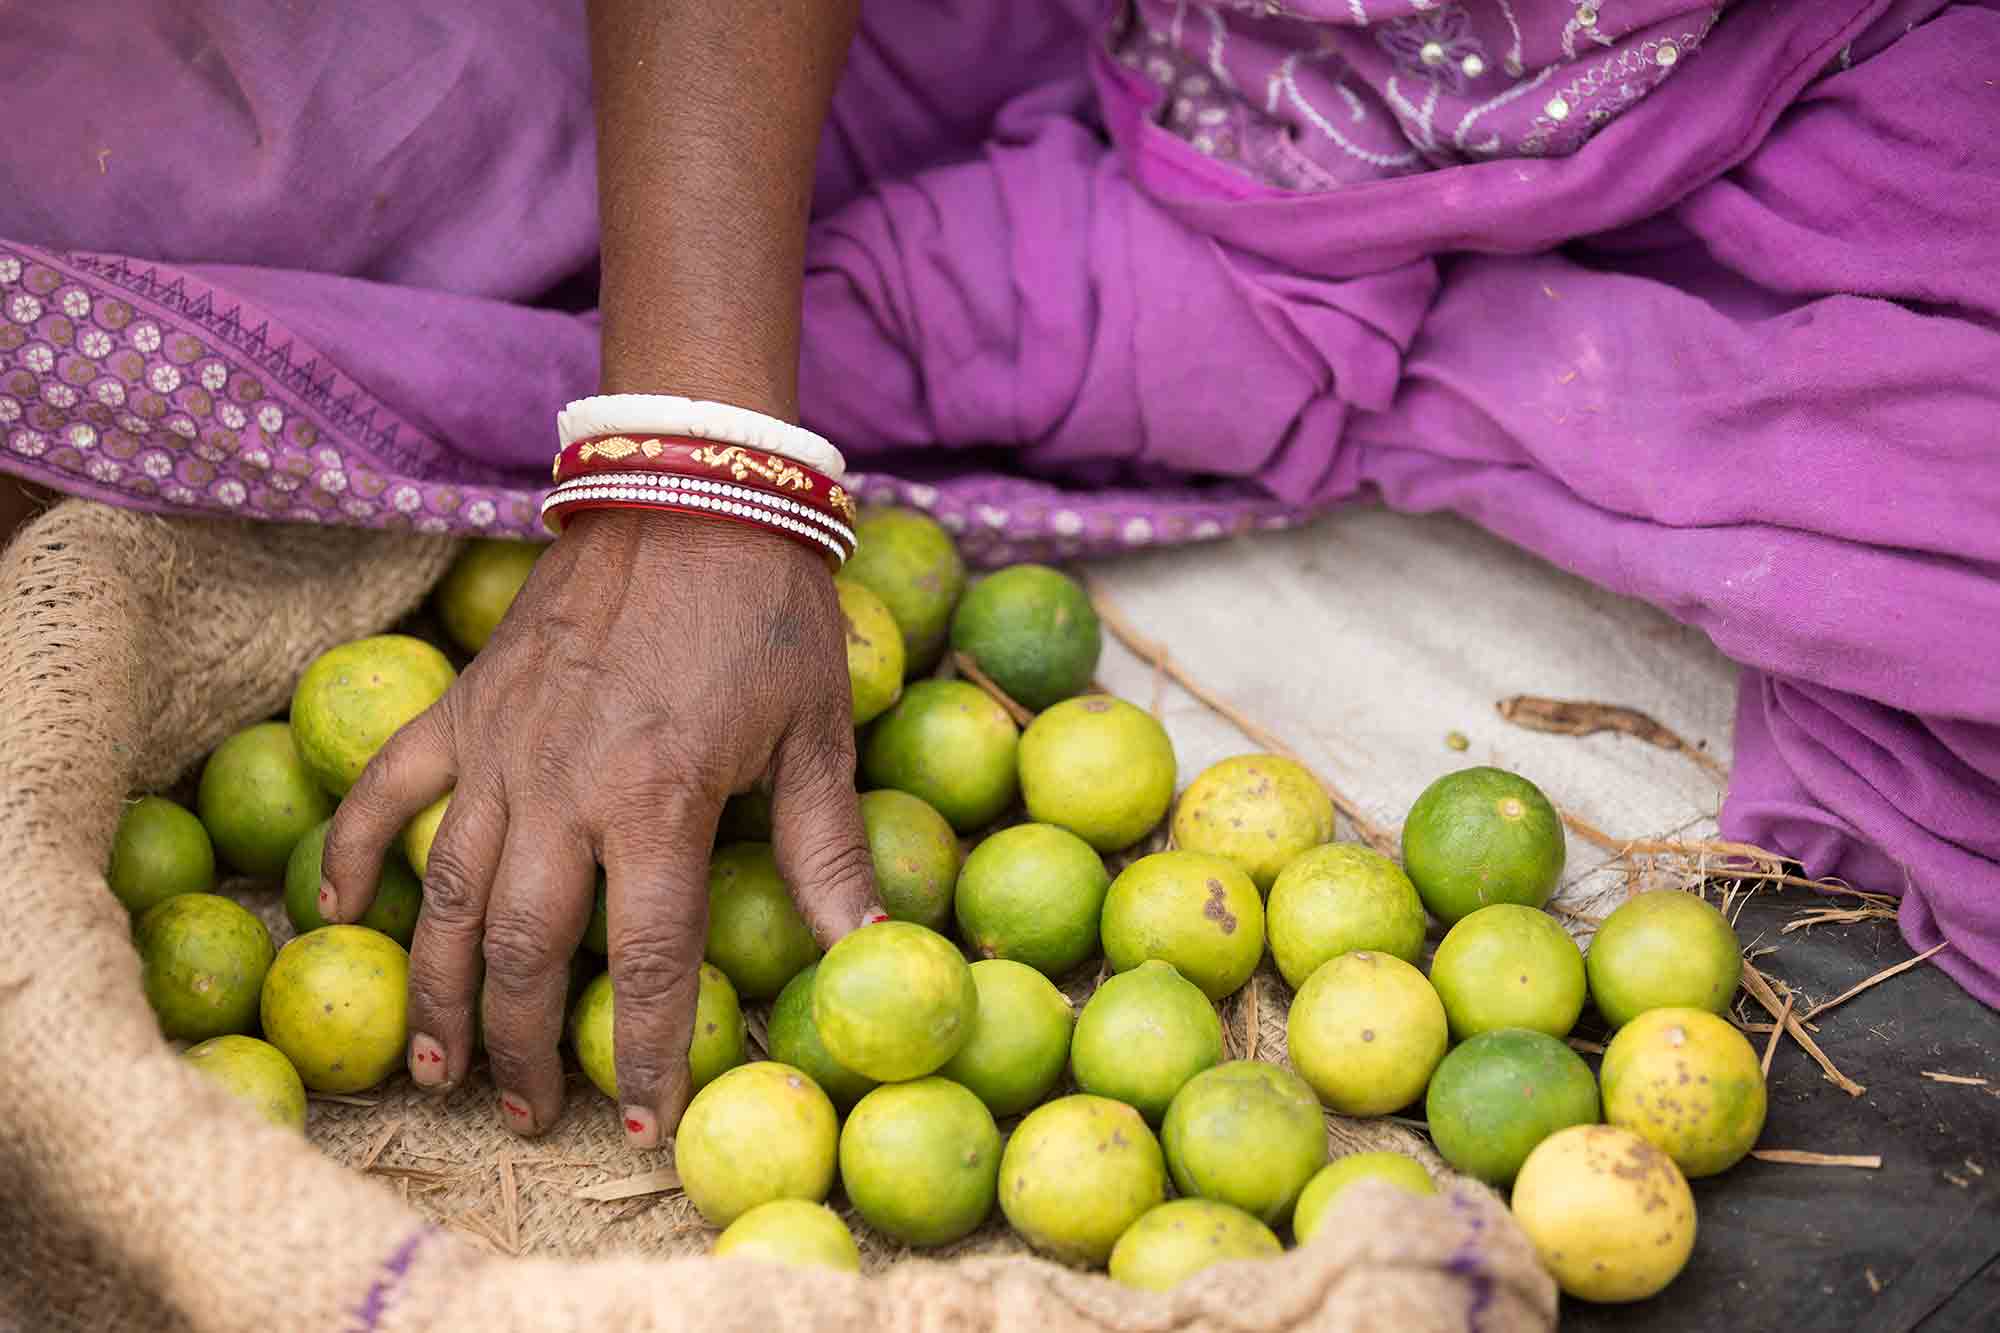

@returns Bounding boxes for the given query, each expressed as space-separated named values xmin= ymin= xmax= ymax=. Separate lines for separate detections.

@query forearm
xmin=586 ymin=0 xmax=858 ymax=421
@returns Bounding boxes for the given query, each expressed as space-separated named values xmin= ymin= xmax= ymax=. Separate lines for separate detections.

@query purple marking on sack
xmin=1444 ymin=1191 xmax=1498 ymax=1333
xmin=346 ymin=1225 xmax=437 ymax=1333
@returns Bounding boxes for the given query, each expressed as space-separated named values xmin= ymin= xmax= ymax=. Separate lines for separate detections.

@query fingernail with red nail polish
xmin=860 ymin=908 xmax=890 ymax=929
xmin=498 ymin=1091 xmax=536 ymax=1134
xmin=409 ymin=1033 xmax=447 ymax=1087
xmin=623 ymin=1105 xmax=659 ymax=1149
xmin=317 ymin=883 xmax=336 ymax=919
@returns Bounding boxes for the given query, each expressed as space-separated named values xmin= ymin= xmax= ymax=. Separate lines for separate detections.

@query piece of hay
xmin=575 ymin=1166 xmax=683 ymax=1202
xmin=356 ymin=1118 xmax=403 ymax=1173
xmin=1801 ymin=942 xmax=1950 ymax=1023
xmin=951 ymin=651 xmax=1035 ymax=727
xmin=1761 ymin=994 xmax=1793 ymax=1077
xmin=1741 ymin=962 xmax=1864 ymax=1097
xmin=1920 ymin=1071 xmax=1989 ymax=1087
xmin=1750 ymin=1150 xmax=1881 ymax=1169
xmin=500 ymin=1156 xmax=520 ymax=1255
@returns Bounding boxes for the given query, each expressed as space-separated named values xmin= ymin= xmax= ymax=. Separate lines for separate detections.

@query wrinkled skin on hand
xmin=320 ymin=508 xmax=877 ymax=1145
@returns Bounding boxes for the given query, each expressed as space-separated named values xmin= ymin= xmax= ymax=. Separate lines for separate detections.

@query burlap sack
xmin=0 ymin=500 xmax=1558 ymax=1333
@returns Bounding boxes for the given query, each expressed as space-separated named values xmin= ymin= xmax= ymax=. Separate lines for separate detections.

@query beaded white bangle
xmin=541 ymin=477 xmax=852 ymax=565
xmin=546 ymin=470 xmax=857 ymax=547
xmin=557 ymin=394 xmax=847 ymax=480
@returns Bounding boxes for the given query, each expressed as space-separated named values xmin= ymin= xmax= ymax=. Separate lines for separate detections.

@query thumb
xmin=769 ymin=718 xmax=880 ymax=948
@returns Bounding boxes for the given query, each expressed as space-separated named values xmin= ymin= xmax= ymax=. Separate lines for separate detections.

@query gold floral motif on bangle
xmin=828 ymin=485 xmax=857 ymax=524
xmin=687 ymin=445 xmax=811 ymax=491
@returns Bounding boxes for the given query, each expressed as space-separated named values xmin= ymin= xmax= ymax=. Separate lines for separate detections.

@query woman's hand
xmin=319 ymin=507 xmax=875 ymax=1144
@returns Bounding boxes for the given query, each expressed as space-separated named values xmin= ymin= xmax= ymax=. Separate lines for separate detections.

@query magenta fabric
xmin=2 ymin=1 xmax=1996 ymax=1003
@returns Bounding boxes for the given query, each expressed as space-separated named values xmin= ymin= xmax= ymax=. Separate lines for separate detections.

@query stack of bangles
xmin=542 ymin=395 xmax=859 ymax=570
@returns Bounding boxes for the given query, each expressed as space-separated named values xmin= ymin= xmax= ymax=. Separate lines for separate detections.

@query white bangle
xmin=557 ymin=394 xmax=847 ymax=479
xmin=540 ymin=476 xmax=853 ymax=566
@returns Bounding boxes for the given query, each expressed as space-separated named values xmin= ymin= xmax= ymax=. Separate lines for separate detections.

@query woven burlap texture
xmin=0 ymin=501 xmax=1557 ymax=1333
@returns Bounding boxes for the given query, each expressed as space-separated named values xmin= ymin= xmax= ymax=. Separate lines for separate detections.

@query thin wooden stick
xmin=1800 ymin=942 xmax=1949 ymax=1023
xmin=1741 ymin=962 xmax=1864 ymax=1097
xmin=1760 ymin=993 xmax=1793 ymax=1077
xmin=951 ymin=651 xmax=1035 ymax=727
xmin=1084 ymin=578 xmax=1397 ymax=856
xmin=575 ymin=1166 xmax=683 ymax=1203
xmin=309 ymin=1093 xmax=381 ymax=1108
xmin=1920 ymin=1071 xmax=1989 ymax=1087
xmin=499 ymin=1156 xmax=521 ymax=1256
xmin=1750 ymin=1150 xmax=1882 ymax=1169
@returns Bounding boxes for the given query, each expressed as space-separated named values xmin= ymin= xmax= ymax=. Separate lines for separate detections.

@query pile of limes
xmin=109 ymin=515 xmax=1762 ymax=1304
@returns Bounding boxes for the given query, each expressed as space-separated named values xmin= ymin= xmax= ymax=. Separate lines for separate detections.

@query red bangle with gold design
xmin=552 ymin=435 xmax=858 ymax=529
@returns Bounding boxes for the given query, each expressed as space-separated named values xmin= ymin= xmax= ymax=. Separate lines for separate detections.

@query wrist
xmin=562 ymin=504 xmax=828 ymax=574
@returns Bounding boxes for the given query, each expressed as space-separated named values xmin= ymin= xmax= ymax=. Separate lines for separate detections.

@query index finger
xmin=322 ymin=707 xmax=455 ymax=925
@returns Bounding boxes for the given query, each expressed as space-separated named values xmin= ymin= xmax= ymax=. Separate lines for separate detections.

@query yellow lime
xmin=861 ymin=680 xmax=1019 ymax=832
xmin=767 ymin=962 xmax=878 ymax=1111
xmin=1425 ymin=1028 xmax=1600 ymax=1186
xmin=433 ymin=538 xmax=541 ymax=654
xmin=859 ymin=788 xmax=960 ymax=932
xmin=107 ymin=795 xmax=216 ymax=914
xmin=840 ymin=1077 xmax=1001 ymax=1246
xmin=1511 ymin=1125 xmax=1697 ymax=1303
xmin=1287 ymin=951 xmax=1448 ymax=1117
xmin=1600 ymin=1007 xmax=1766 ymax=1177
xmin=196 ymin=721 xmax=334 ymax=877
xmin=1587 ymin=889 xmax=1742 ymax=1029
xmin=999 ymin=1094 xmax=1167 ymax=1267
xmin=135 ymin=893 xmax=274 ymax=1041
xmin=400 ymin=792 xmax=449 ymax=879
xmin=704 ymin=842 xmax=820 ymax=1001
xmin=939 ymin=959 xmax=1074 ymax=1118
xmin=289 ymin=634 xmax=456 ymax=797
xmin=948 ymin=564 xmax=1101 ymax=713
xmin=182 ymin=1034 xmax=307 ymax=1131
xmin=1292 ymin=1154 xmax=1435 ymax=1245
xmin=1100 ymin=851 xmax=1264 ymax=1001
xmin=712 ymin=1200 xmax=860 ymax=1272
xmin=1108 ymin=1199 xmax=1281 ymax=1291
xmin=1265 ymin=843 xmax=1427 ymax=989
xmin=1400 ymin=767 xmax=1565 ymax=925
xmin=567 ymin=964 xmax=745 ymax=1101
xmin=675 ymin=1062 xmax=839 ymax=1228
xmin=1161 ymin=1060 xmax=1327 ymax=1228
xmin=835 ymin=577 xmax=906 ymax=725
xmin=260 ymin=924 xmax=409 ymax=1093
xmin=813 ymin=920 xmax=977 ymax=1081
xmin=581 ymin=873 xmax=608 ymax=953
xmin=283 ymin=816 xmax=421 ymax=947
xmin=1171 ymin=755 xmax=1335 ymax=893
xmin=841 ymin=507 xmax=967 ymax=674
xmin=1018 ymin=696 xmax=1176 ymax=853
xmin=1428 ymin=904 xmax=1586 ymax=1041
xmin=1070 ymin=960 xmax=1222 ymax=1125
xmin=954 ymin=822 xmax=1108 ymax=978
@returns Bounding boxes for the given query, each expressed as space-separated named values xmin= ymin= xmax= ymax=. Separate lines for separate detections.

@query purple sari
xmin=4 ymin=1 xmax=1997 ymax=1004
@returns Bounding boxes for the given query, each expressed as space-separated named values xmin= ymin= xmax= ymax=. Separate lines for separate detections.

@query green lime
xmin=1265 ymin=843 xmax=1427 ymax=989
xmin=135 ymin=893 xmax=275 ymax=1041
xmin=1429 ymin=904 xmax=1586 ymax=1041
xmin=400 ymin=793 xmax=449 ymax=879
xmin=712 ymin=1200 xmax=860 ymax=1272
xmin=1511 ymin=1125 xmax=1697 ymax=1303
xmin=842 ymin=507 xmax=967 ymax=674
xmin=948 ymin=564 xmax=1101 ymax=713
xmin=259 ymin=924 xmax=409 ymax=1093
xmin=582 ymin=873 xmax=608 ymax=953
xmin=1171 ymin=755 xmax=1335 ymax=894
xmin=1070 ymin=960 xmax=1223 ymax=1125
xmin=1108 ymin=1199 xmax=1281 ymax=1291
xmin=938 ymin=959 xmax=1074 ymax=1118
xmin=289 ymin=634 xmax=456 ymax=798
xmin=1161 ymin=1060 xmax=1327 ymax=1228
xmin=434 ymin=538 xmax=541 ymax=654
xmin=954 ymin=823 xmax=1109 ymax=978
xmin=567 ymin=964 xmax=746 ymax=1101
xmin=1587 ymin=889 xmax=1742 ymax=1029
xmin=1287 ymin=951 xmax=1448 ymax=1117
xmin=1018 ymin=696 xmax=1175 ymax=853
xmin=1100 ymin=851 xmax=1264 ymax=1001
xmin=675 ymin=1062 xmax=839 ymax=1228
xmin=835 ymin=577 xmax=906 ymax=725
xmin=859 ymin=788 xmax=961 ymax=932
xmin=704 ymin=842 xmax=820 ymax=1001
xmin=860 ymin=680 xmax=1019 ymax=832
xmin=1425 ymin=1029 xmax=1600 ymax=1187
xmin=840 ymin=1077 xmax=1001 ymax=1246
xmin=1292 ymin=1154 xmax=1435 ymax=1245
xmin=182 ymin=1035 xmax=307 ymax=1131
xmin=107 ymin=795 xmax=216 ymax=914
xmin=1600 ymin=1007 xmax=1766 ymax=1178
xmin=813 ymin=921 xmax=977 ymax=1082
xmin=1400 ymin=767 xmax=1566 ymax=925
xmin=999 ymin=1094 xmax=1167 ymax=1267
xmin=767 ymin=962 xmax=879 ymax=1112
xmin=283 ymin=817 xmax=421 ymax=947
xmin=197 ymin=722 xmax=334 ymax=878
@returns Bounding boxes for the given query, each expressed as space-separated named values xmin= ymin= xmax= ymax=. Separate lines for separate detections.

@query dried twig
xmin=308 ymin=1093 xmax=380 ymax=1108
xmin=951 ymin=651 xmax=1036 ymax=727
xmin=575 ymin=1166 xmax=683 ymax=1203
xmin=357 ymin=1118 xmax=404 ymax=1173
xmin=1750 ymin=1150 xmax=1882 ymax=1169
xmin=1741 ymin=962 xmax=1864 ymax=1097
xmin=499 ymin=1156 xmax=520 ymax=1256
xmin=1920 ymin=1072 xmax=1989 ymax=1087
xmin=1085 ymin=578 xmax=1396 ymax=856
xmin=1566 ymin=1037 xmax=1607 ymax=1056
xmin=1761 ymin=993 xmax=1793 ymax=1077
xmin=1801 ymin=942 xmax=1949 ymax=1023
xmin=1497 ymin=695 xmax=1728 ymax=781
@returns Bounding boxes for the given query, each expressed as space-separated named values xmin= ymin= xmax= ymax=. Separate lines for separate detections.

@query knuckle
xmin=482 ymin=912 xmax=567 ymax=985
xmin=789 ymin=834 xmax=874 ymax=897
xmin=609 ymin=934 xmax=700 ymax=1007
xmin=421 ymin=846 xmax=486 ymax=920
